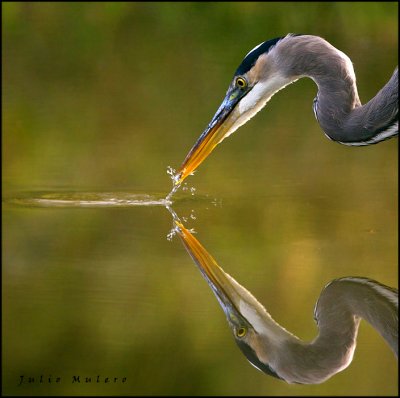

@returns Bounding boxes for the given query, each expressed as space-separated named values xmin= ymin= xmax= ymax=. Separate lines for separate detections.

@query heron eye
xmin=237 ymin=327 xmax=247 ymax=338
xmin=235 ymin=77 xmax=247 ymax=89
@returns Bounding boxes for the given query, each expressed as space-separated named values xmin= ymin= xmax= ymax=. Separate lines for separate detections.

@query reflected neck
xmin=258 ymin=277 xmax=398 ymax=384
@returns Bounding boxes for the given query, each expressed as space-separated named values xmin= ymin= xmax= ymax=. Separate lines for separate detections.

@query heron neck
xmin=275 ymin=35 xmax=397 ymax=144
xmin=265 ymin=314 xmax=360 ymax=384
xmin=265 ymin=277 xmax=398 ymax=384
xmin=314 ymin=278 xmax=398 ymax=357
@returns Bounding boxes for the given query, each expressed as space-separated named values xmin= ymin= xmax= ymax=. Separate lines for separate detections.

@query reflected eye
xmin=235 ymin=76 xmax=247 ymax=89
xmin=236 ymin=327 xmax=247 ymax=338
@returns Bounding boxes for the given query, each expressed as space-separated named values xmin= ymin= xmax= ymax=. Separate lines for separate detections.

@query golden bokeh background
xmin=3 ymin=2 xmax=398 ymax=396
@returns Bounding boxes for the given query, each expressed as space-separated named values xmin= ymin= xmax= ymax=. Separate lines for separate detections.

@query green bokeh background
xmin=3 ymin=1 xmax=398 ymax=191
xmin=3 ymin=2 xmax=398 ymax=396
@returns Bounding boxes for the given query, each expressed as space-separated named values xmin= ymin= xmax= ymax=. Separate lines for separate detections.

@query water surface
xmin=3 ymin=177 xmax=397 ymax=395
xmin=3 ymin=3 xmax=398 ymax=395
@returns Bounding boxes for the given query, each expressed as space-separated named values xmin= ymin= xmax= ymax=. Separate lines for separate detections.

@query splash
xmin=165 ymin=204 xmax=196 ymax=241
xmin=165 ymin=166 xmax=181 ymax=202
xmin=165 ymin=166 xmax=197 ymax=202
xmin=166 ymin=225 xmax=180 ymax=241
xmin=183 ymin=185 xmax=196 ymax=196
xmin=165 ymin=185 xmax=180 ymax=203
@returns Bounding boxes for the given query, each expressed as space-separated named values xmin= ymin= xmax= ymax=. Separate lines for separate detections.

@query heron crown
xmin=235 ymin=34 xmax=303 ymax=77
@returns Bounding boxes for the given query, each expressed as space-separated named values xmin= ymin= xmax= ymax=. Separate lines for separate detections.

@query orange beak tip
xmin=173 ymin=220 xmax=184 ymax=233
xmin=173 ymin=171 xmax=184 ymax=186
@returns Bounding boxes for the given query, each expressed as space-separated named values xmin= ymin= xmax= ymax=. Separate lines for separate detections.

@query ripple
xmin=5 ymin=192 xmax=172 ymax=208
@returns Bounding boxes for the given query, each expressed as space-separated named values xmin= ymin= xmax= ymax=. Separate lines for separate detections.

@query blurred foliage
xmin=2 ymin=2 xmax=398 ymax=396
xmin=2 ymin=2 xmax=398 ymax=191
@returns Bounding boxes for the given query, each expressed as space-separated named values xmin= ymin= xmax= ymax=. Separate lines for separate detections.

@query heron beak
xmin=174 ymin=89 xmax=243 ymax=186
xmin=174 ymin=220 xmax=246 ymax=326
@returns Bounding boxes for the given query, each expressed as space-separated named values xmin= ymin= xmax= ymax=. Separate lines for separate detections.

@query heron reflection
xmin=170 ymin=216 xmax=398 ymax=384
xmin=173 ymin=34 xmax=398 ymax=187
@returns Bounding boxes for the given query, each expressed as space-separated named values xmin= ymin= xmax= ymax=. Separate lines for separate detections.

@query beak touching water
xmin=174 ymin=87 xmax=246 ymax=186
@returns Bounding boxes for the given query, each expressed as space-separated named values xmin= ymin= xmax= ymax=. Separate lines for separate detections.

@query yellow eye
xmin=235 ymin=77 xmax=247 ymax=89
xmin=237 ymin=327 xmax=247 ymax=338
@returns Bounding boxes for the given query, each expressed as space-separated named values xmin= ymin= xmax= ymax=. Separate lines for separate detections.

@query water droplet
xmin=166 ymin=224 xmax=180 ymax=241
xmin=211 ymin=198 xmax=222 ymax=207
xmin=167 ymin=166 xmax=176 ymax=177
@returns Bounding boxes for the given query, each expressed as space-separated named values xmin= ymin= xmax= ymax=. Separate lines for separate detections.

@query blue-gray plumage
xmin=173 ymin=34 xmax=398 ymax=186
xmin=172 ymin=218 xmax=398 ymax=384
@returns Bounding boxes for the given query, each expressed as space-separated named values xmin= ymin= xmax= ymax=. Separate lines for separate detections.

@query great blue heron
xmin=171 ymin=218 xmax=398 ymax=384
xmin=172 ymin=34 xmax=398 ymax=187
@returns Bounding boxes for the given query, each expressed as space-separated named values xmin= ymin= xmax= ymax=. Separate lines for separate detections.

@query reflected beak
xmin=174 ymin=220 xmax=245 ymax=324
xmin=174 ymin=88 xmax=244 ymax=186
xmin=173 ymin=218 xmax=285 ymax=381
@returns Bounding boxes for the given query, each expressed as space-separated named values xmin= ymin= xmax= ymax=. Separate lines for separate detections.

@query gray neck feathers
xmin=263 ymin=277 xmax=398 ymax=384
xmin=315 ymin=277 xmax=398 ymax=357
xmin=273 ymin=35 xmax=398 ymax=144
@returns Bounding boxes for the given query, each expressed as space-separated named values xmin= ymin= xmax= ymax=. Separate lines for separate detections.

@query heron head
xmin=174 ymin=220 xmax=283 ymax=379
xmin=174 ymin=36 xmax=293 ymax=186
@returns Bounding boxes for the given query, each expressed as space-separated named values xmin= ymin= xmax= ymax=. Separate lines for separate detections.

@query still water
xmin=3 ymin=3 xmax=398 ymax=395
xmin=3 ymin=152 xmax=397 ymax=395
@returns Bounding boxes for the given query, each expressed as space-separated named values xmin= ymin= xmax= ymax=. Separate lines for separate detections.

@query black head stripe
xmin=235 ymin=34 xmax=304 ymax=77
xmin=235 ymin=339 xmax=283 ymax=380
xmin=235 ymin=37 xmax=283 ymax=76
